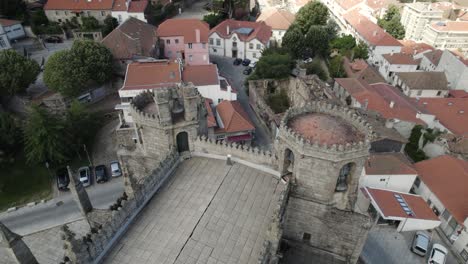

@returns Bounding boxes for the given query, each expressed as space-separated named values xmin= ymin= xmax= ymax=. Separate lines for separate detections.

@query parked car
xmin=411 ymin=231 xmax=430 ymax=256
xmin=233 ymin=58 xmax=242 ymax=65
xmin=243 ymin=67 xmax=253 ymax=75
xmin=110 ymin=161 xmax=122 ymax=177
xmin=78 ymin=166 xmax=91 ymax=187
xmin=56 ymin=168 xmax=70 ymax=191
xmin=428 ymin=244 xmax=448 ymax=264
xmin=242 ymin=58 xmax=251 ymax=66
xmin=249 ymin=61 xmax=257 ymax=68
xmin=44 ymin=36 xmax=63 ymax=43
xmin=95 ymin=165 xmax=108 ymax=183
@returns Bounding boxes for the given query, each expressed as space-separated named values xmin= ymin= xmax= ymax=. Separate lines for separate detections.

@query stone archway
xmin=283 ymin=148 xmax=295 ymax=175
xmin=176 ymin=132 xmax=189 ymax=153
xmin=335 ymin=162 xmax=355 ymax=192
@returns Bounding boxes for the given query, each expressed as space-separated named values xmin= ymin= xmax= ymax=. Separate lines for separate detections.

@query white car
xmin=428 ymin=243 xmax=448 ymax=264
xmin=249 ymin=61 xmax=257 ymax=68
xmin=110 ymin=161 xmax=122 ymax=177
xmin=78 ymin=166 xmax=91 ymax=187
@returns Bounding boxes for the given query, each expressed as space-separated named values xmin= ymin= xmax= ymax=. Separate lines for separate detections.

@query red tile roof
xmin=399 ymin=40 xmax=434 ymax=55
xmin=343 ymin=10 xmax=402 ymax=47
xmin=216 ymin=100 xmax=255 ymax=133
xmin=112 ymin=0 xmax=148 ymax=12
xmin=342 ymin=57 xmax=385 ymax=84
xmin=449 ymin=90 xmax=468 ymax=98
xmin=365 ymin=153 xmax=416 ymax=175
xmin=414 ymin=97 xmax=468 ymax=136
xmin=205 ymin=99 xmax=217 ymax=128
xmin=256 ymin=8 xmax=295 ymax=30
xmin=157 ymin=19 xmax=209 ymax=44
xmin=382 ymin=53 xmax=421 ymax=65
xmin=364 ymin=187 xmax=440 ymax=221
xmin=336 ymin=0 xmax=364 ymax=10
xmin=0 ymin=18 xmax=21 ymax=27
xmin=121 ymin=61 xmax=181 ymax=90
xmin=182 ymin=64 xmax=219 ymax=86
xmin=423 ymin=49 xmax=443 ymax=66
xmin=45 ymin=0 xmax=114 ymax=10
xmin=415 ymin=155 xmax=468 ymax=224
xmin=210 ymin=19 xmax=272 ymax=45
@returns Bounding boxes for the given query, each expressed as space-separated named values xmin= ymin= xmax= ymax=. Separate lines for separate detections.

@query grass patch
xmin=0 ymin=153 xmax=52 ymax=211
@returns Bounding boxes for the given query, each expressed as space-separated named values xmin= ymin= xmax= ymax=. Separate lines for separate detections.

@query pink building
xmin=156 ymin=19 xmax=210 ymax=65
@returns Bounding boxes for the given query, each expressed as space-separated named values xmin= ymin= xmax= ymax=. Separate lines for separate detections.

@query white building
xmin=378 ymin=53 xmax=421 ymax=82
xmin=0 ymin=19 xmax=25 ymax=41
xmin=400 ymin=2 xmax=451 ymax=41
xmin=413 ymin=155 xmax=468 ymax=261
xmin=360 ymin=153 xmax=417 ymax=193
xmin=208 ymin=19 xmax=272 ymax=62
xmin=435 ymin=49 xmax=468 ymax=90
xmin=393 ymin=72 xmax=449 ymax=98
xmin=422 ymin=21 xmax=468 ymax=52
xmin=111 ymin=0 xmax=147 ymax=23
xmin=256 ymin=8 xmax=295 ymax=47
xmin=0 ymin=24 xmax=11 ymax=50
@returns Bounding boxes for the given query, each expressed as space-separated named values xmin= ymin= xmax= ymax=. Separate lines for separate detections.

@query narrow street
xmin=210 ymin=55 xmax=273 ymax=149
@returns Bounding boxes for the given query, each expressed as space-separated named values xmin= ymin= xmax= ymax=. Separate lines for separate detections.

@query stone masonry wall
xmin=282 ymin=197 xmax=372 ymax=264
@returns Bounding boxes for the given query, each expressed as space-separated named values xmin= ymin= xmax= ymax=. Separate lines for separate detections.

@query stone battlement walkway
xmin=104 ymin=157 xmax=284 ymax=264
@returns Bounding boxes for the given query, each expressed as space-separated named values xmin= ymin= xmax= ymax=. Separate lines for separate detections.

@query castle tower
xmin=0 ymin=221 xmax=38 ymax=264
xmin=67 ymin=166 xmax=93 ymax=216
xmin=275 ymin=101 xmax=374 ymax=263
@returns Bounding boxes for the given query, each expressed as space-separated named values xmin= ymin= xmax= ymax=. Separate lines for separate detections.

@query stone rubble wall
xmin=60 ymin=152 xmax=180 ymax=264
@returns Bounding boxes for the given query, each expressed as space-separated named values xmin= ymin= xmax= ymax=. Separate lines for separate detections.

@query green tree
xmin=305 ymin=25 xmax=331 ymax=57
xmin=0 ymin=50 xmax=40 ymax=97
xmin=282 ymin=24 xmax=305 ymax=58
xmin=102 ymin=15 xmax=119 ymax=36
xmin=0 ymin=0 xmax=27 ymax=20
xmin=295 ymin=1 xmax=329 ymax=33
xmin=330 ymin=35 xmax=356 ymax=52
xmin=304 ymin=60 xmax=328 ymax=81
xmin=328 ymin=55 xmax=346 ymax=78
xmin=65 ymin=101 xmax=100 ymax=155
xmin=378 ymin=5 xmax=406 ymax=39
xmin=0 ymin=111 xmax=21 ymax=158
xmin=23 ymin=106 xmax=69 ymax=164
xmin=203 ymin=13 xmax=225 ymax=28
xmin=352 ymin=41 xmax=369 ymax=60
xmin=81 ymin=16 xmax=101 ymax=31
xmin=267 ymin=89 xmax=290 ymax=114
xmin=70 ymin=40 xmax=113 ymax=84
xmin=255 ymin=53 xmax=294 ymax=79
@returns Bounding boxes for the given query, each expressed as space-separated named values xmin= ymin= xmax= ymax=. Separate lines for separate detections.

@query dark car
xmin=243 ymin=67 xmax=253 ymax=75
xmin=95 ymin=165 xmax=108 ymax=183
xmin=233 ymin=58 xmax=242 ymax=65
xmin=242 ymin=59 xmax=251 ymax=66
xmin=56 ymin=168 xmax=70 ymax=191
xmin=44 ymin=36 xmax=63 ymax=43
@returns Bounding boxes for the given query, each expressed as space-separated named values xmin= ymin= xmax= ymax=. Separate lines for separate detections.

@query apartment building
xmin=421 ymin=21 xmax=468 ymax=51
xmin=401 ymin=2 xmax=448 ymax=41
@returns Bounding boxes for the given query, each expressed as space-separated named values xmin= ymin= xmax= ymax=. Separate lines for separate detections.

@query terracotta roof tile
xmin=45 ymin=0 xmax=114 ymax=10
xmin=399 ymin=40 xmax=435 ymax=55
xmin=415 ymin=155 xmax=468 ymax=224
xmin=182 ymin=64 xmax=219 ymax=86
xmin=382 ymin=53 xmax=421 ymax=65
xmin=449 ymin=90 xmax=468 ymax=98
xmin=342 ymin=57 xmax=385 ymax=84
xmin=423 ymin=49 xmax=443 ymax=66
xmin=216 ymin=100 xmax=254 ymax=133
xmin=112 ymin=0 xmax=148 ymax=12
xmin=0 ymin=18 xmax=21 ymax=27
xmin=414 ymin=97 xmax=468 ymax=136
xmin=364 ymin=187 xmax=440 ymax=221
xmin=121 ymin=61 xmax=181 ymax=90
xmin=101 ymin=17 xmax=157 ymax=59
xmin=336 ymin=0 xmax=364 ymax=10
xmin=343 ymin=10 xmax=402 ymax=47
xmin=157 ymin=19 xmax=209 ymax=44
xmin=205 ymin=99 xmax=217 ymax=128
xmin=256 ymin=8 xmax=295 ymax=30
xmin=396 ymin=72 xmax=448 ymax=91
xmin=365 ymin=153 xmax=416 ymax=175
xmin=210 ymin=19 xmax=272 ymax=45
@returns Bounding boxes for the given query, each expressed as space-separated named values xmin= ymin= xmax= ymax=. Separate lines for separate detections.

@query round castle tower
xmin=276 ymin=100 xmax=375 ymax=211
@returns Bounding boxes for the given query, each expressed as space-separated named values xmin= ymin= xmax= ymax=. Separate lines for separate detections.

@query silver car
xmin=110 ymin=161 xmax=122 ymax=177
xmin=411 ymin=231 xmax=430 ymax=257
xmin=78 ymin=166 xmax=91 ymax=187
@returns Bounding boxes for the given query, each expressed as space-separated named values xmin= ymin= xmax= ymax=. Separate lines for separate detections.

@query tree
xmin=65 ymin=101 xmax=101 ymax=156
xmin=23 ymin=106 xmax=69 ymax=164
xmin=295 ymin=1 xmax=329 ymax=33
xmin=353 ymin=41 xmax=369 ymax=60
xmin=282 ymin=24 xmax=305 ymax=59
xmin=305 ymin=25 xmax=331 ymax=58
xmin=378 ymin=5 xmax=406 ymax=39
xmin=267 ymin=89 xmax=290 ymax=114
xmin=0 ymin=50 xmax=40 ymax=97
xmin=102 ymin=16 xmax=119 ymax=36
xmin=328 ymin=55 xmax=346 ymax=78
xmin=255 ymin=53 xmax=294 ymax=79
xmin=304 ymin=60 xmax=328 ymax=81
xmin=0 ymin=111 xmax=21 ymax=158
xmin=0 ymin=0 xmax=27 ymax=20
xmin=44 ymin=40 xmax=113 ymax=97
xmin=81 ymin=16 xmax=101 ymax=31
xmin=203 ymin=13 xmax=225 ymax=28
xmin=330 ymin=35 xmax=356 ymax=53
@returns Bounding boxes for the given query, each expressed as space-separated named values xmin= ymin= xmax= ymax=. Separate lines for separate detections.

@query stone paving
xmin=104 ymin=157 xmax=284 ymax=264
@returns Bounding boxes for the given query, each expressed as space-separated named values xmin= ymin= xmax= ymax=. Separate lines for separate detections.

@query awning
xmin=227 ymin=134 xmax=252 ymax=142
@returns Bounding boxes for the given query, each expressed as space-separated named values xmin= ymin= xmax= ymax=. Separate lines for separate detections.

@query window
xmin=216 ymin=39 xmax=221 ymax=46
xmin=189 ymin=55 xmax=193 ymax=61
xmin=253 ymin=53 xmax=256 ymax=58
xmin=166 ymin=39 xmax=170 ymax=44
xmin=213 ymin=48 xmax=217 ymax=52
xmin=461 ymin=249 xmax=468 ymax=261
xmin=302 ymin=233 xmax=311 ymax=241
xmin=437 ymin=91 xmax=442 ymax=96
xmin=249 ymin=43 xmax=254 ymax=49
xmin=168 ymin=51 xmax=172 ymax=56
xmin=417 ymin=90 xmax=423 ymax=96
xmin=209 ymin=38 xmax=214 ymax=45
xmin=58 ymin=19 xmax=62 ymax=23
xmin=442 ymin=209 xmax=451 ymax=221
xmin=432 ymin=207 xmax=440 ymax=216
xmin=380 ymin=178 xmax=386 ymax=182
xmin=414 ymin=177 xmax=421 ymax=187
xmin=336 ymin=163 xmax=353 ymax=192
xmin=216 ymin=135 xmax=225 ymax=140
xmin=232 ymin=42 xmax=237 ymax=47
xmin=175 ymin=39 xmax=179 ymax=44
xmin=427 ymin=199 xmax=432 ymax=207
xmin=55 ymin=11 xmax=59 ymax=15
xmin=188 ymin=43 xmax=193 ymax=49
xmin=65 ymin=11 xmax=69 ymax=15
xmin=257 ymin=44 xmax=261 ymax=49
xmin=87 ymin=11 xmax=91 ymax=16
xmin=118 ymin=15 xmax=122 ymax=22
xmin=202 ymin=43 xmax=206 ymax=48
xmin=101 ymin=11 xmax=105 ymax=16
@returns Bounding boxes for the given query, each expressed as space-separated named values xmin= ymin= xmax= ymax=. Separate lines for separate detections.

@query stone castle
xmin=1 ymin=81 xmax=375 ymax=263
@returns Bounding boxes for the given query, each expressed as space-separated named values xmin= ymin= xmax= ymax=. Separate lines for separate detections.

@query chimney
xmin=227 ymin=25 xmax=230 ymax=35
xmin=195 ymin=29 xmax=200 ymax=43
xmin=363 ymin=99 xmax=369 ymax=110
xmin=389 ymin=101 xmax=395 ymax=108
xmin=373 ymin=30 xmax=377 ymax=36
xmin=125 ymin=0 xmax=130 ymax=8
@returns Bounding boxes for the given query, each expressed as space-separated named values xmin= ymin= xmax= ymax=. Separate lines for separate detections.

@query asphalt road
xmin=210 ymin=55 xmax=273 ymax=149
xmin=0 ymin=177 xmax=124 ymax=236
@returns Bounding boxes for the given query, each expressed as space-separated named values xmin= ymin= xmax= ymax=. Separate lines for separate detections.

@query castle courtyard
xmin=103 ymin=157 xmax=285 ymax=264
